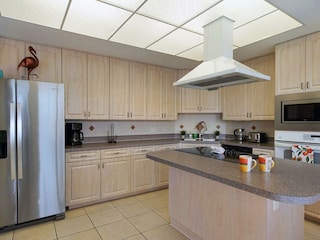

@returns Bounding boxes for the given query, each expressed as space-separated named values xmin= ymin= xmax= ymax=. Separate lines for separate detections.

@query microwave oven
xmin=275 ymin=92 xmax=320 ymax=131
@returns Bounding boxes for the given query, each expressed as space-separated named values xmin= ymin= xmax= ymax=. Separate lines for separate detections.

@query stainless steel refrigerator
xmin=0 ymin=79 xmax=65 ymax=230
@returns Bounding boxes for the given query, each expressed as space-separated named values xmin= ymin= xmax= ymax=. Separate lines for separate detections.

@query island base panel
xmin=169 ymin=167 xmax=304 ymax=240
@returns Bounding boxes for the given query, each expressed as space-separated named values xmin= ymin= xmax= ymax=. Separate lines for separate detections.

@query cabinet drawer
xmin=157 ymin=144 xmax=178 ymax=150
xmin=252 ymin=148 xmax=275 ymax=157
xmin=66 ymin=150 xmax=101 ymax=162
xmin=101 ymin=148 xmax=130 ymax=159
xmin=131 ymin=146 xmax=156 ymax=156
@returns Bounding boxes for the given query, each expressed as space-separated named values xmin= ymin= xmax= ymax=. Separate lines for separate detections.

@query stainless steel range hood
xmin=174 ymin=16 xmax=270 ymax=90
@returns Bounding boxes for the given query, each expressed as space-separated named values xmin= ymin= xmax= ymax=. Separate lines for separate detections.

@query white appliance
xmin=274 ymin=130 xmax=320 ymax=163
xmin=0 ymin=79 xmax=65 ymax=231
xmin=173 ymin=16 xmax=270 ymax=90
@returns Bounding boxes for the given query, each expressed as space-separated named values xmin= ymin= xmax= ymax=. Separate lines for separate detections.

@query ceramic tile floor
xmin=1 ymin=188 xmax=320 ymax=240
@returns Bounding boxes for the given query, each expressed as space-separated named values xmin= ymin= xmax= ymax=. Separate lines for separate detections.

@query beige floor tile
xmin=84 ymin=201 xmax=114 ymax=214
xmin=157 ymin=189 xmax=169 ymax=198
xmin=13 ymin=221 xmax=56 ymax=240
xmin=129 ymin=211 xmax=167 ymax=233
xmin=65 ymin=208 xmax=86 ymax=219
xmin=154 ymin=207 xmax=170 ymax=222
xmin=97 ymin=219 xmax=139 ymax=240
xmin=59 ymin=229 xmax=101 ymax=240
xmin=305 ymin=220 xmax=320 ymax=239
xmin=143 ymin=224 xmax=189 ymax=240
xmin=116 ymin=201 xmax=151 ymax=218
xmin=111 ymin=196 xmax=139 ymax=207
xmin=141 ymin=196 xmax=168 ymax=210
xmin=134 ymin=191 xmax=161 ymax=201
xmin=125 ymin=234 xmax=147 ymax=240
xmin=88 ymin=208 xmax=124 ymax=227
xmin=0 ymin=231 xmax=13 ymax=240
xmin=54 ymin=215 xmax=93 ymax=238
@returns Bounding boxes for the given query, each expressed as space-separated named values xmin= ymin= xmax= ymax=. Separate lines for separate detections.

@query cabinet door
xmin=62 ymin=49 xmax=87 ymax=119
xmin=275 ymin=37 xmax=306 ymax=95
xmin=306 ymin=32 xmax=320 ymax=92
xmin=147 ymin=65 xmax=162 ymax=119
xmin=246 ymin=54 xmax=275 ymax=120
xmin=222 ymin=84 xmax=248 ymax=120
xmin=0 ymin=38 xmax=25 ymax=79
xmin=130 ymin=62 xmax=147 ymax=119
xmin=162 ymin=68 xmax=177 ymax=120
xmin=66 ymin=160 xmax=100 ymax=206
xmin=26 ymin=43 xmax=61 ymax=83
xmin=110 ymin=58 xmax=130 ymax=119
xmin=200 ymin=89 xmax=221 ymax=113
xmin=88 ymin=54 xmax=110 ymax=119
xmin=100 ymin=157 xmax=130 ymax=198
xmin=181 ymin=88 xmax=200 ymax=113
xmin=131 ymin=149 xmax=155 ymax=192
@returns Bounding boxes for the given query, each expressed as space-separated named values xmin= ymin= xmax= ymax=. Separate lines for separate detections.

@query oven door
xmin=275 ymin=141 xmax=320 ymax=164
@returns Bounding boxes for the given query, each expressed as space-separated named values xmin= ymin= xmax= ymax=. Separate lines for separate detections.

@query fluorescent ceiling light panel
xmin=234 ymin=10 xmax=303 ymax=47
xmin=110 ymin=14 xmax=175 ymax=48
xmin=0 ymin=0 xmax=69 ymax=29
xmin=99 ymin=0 xmax=145 ymax=11
xmin=148 ymin=29 xmax=202 ymax=55
xmin=63 ymin=0 xmax=131 ymax=40
xmin=183 ymin=0 xmax=276 ymax=34
xmin=137 ymin=0 xmax=221 ymax=26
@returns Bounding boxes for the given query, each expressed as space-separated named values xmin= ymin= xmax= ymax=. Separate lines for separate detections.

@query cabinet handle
xmin=98 ymin=163 xmax=100 ymax=169
xmin=250 ymin=112 xmax=252 ymax=118
xmin=80 ymin=154 xmax=88 ymax=158
xmin=113 ymin=152 xmax=120 ymax=155
xmin=301 ymin=82 xmax=304 ymax=89
xmin=131 ymin=112 xmax=133 ymax=117
xmin=102 ymin=163 xmax=105 ymax=168
xmin=127 ymin=112 xmax=130 ymax=118
xmin=88 ymin=111 xmax=90 ymax=117
xmin=164 ymin=113 xmax=166 ymax=118
xmin=306 ymin=82 xmax=310 ymax=89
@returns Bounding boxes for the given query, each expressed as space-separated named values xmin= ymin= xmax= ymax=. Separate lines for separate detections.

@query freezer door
xmin=16 ymin=80 xmax=65 ymax=223
xmin=0 ymin=79 xmax=17 ymax=228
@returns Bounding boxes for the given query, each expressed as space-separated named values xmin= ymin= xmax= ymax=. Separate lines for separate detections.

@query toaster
xmin=247 ymin=132 xmax=267 ymax=143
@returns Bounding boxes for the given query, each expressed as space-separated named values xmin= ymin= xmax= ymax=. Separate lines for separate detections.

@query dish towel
xmin=292 ymin=145 xmax=314 ymax=163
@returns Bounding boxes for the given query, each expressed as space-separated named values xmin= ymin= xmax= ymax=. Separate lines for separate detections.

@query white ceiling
xmin=0 ymin=0 xmax=319 ymax=69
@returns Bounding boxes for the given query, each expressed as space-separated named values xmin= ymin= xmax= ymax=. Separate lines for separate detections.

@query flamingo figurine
xmin=17 ymin=46 xmax=39 ymax=80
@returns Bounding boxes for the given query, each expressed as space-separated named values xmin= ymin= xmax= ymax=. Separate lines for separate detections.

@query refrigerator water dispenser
xmin=0 ymin=130 xmax=7 ymax=158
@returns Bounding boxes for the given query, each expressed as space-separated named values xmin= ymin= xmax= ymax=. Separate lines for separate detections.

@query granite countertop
xmin=65 ymin=138 xmax=274 ymax=152
xmin=147 ymin=149 xmax=320 ymax=205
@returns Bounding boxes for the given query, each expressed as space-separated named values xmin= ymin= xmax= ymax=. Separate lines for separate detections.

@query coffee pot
xmin=234 ymin=128 xmax=244 ymax=141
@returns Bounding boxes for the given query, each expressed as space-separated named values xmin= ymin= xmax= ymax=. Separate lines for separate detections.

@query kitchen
xmin=1 ymin=0 xmax=320 ymax=239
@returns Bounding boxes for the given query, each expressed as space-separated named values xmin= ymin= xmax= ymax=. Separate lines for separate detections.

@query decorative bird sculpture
xmin=17 ymin=46 xmax=39 ymax=80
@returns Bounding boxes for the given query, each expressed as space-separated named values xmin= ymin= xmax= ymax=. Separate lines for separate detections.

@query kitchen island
xmin=147 ymin=149 xmax=320 ymax=240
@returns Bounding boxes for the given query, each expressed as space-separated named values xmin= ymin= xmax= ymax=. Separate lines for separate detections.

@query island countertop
xmin=147 ymin=149 xmax=320 ymax=205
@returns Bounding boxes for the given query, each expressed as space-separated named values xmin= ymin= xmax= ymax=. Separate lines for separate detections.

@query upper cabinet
xmin=109 ymin=58 xmax=147 ymax=120
xmin=181 ymin=88 xmax=220 ymax=113
xmin=0 ymin=38 xmax=25 ymax=79
xmin=25 ymin=43 xmax=62 ymax=83
xmin=222 ymin=54 xmax=275 ymax=120
xmin=275 ymin=32 xmax=320 ymax=95
xmin=147 ymin=66 xmax=177 ymax=120
xmin=63 ymin=50 xmax=110 ymax=120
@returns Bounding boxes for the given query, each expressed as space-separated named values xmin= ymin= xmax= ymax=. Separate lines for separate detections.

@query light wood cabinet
xmin=181 ymin=88 xmax=220 ymax=113
xmin=66 ymin=150 xmax=101 ymax=206
xmin=62 ymin=49 xmax=87 ymax=119
xmin=131 ymin=146 xmax=156 ymax=192
xmin=275 ymin=32 xmax=320 ymax=95
xmin=100 ymin=148 xmax=130 ymax=198
xmin=0 ymin=38 xmax=25 ymax=79
xmin=222 ymin=54 xmax=275 ymax=120
xmin=26 ymin=43 xmax=62 ymax=83
xmin=147 ymin=66 xmax=177 ymax=120
xmin=110 ymin=58 xmax=147 ymax=119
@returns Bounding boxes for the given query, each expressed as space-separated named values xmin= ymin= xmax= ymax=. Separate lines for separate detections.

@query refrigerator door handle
xmin=17 ymin=103 xmax=23 ymax=179
xmin=10 ymin=103 xmax=16 ymax=180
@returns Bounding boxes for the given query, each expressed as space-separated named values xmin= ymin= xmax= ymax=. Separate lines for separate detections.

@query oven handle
xmin=275 ymin=141 xmax=320 ymax=151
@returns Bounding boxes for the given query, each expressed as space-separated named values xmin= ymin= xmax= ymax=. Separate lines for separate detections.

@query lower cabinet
xmin=131 ymin=146 xmax=156 ymax=192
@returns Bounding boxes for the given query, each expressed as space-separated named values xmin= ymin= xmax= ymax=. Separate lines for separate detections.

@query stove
xmin=175 ymin=144 xmax=257 ymax=164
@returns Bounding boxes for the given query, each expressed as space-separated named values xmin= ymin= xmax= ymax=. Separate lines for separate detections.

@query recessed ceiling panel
xmin=148 ymin=29 xmax=203 ymax=56
xmin=138 ymin=0 xmax=221 ymax=26
xmin=99 ymin=0 xmax=145 ymax=11
xmin=234 ymin=10 xmax=302 ymax=47
xmin=0 ymin=0 xmax=69 ymax=29
xmin=63 ymin=0 xmax=131 ymax=40
xmin=183 ymin=0 xmax=277 ymax=34
xmin=177 ymin=44 xmax=204 ymax=61
xmin=110 ymin=14 xmax=175 ymax=48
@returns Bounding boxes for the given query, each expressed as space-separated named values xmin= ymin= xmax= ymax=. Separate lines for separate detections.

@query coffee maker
xmin=65 ymin=123 xmax=84 ymax=146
